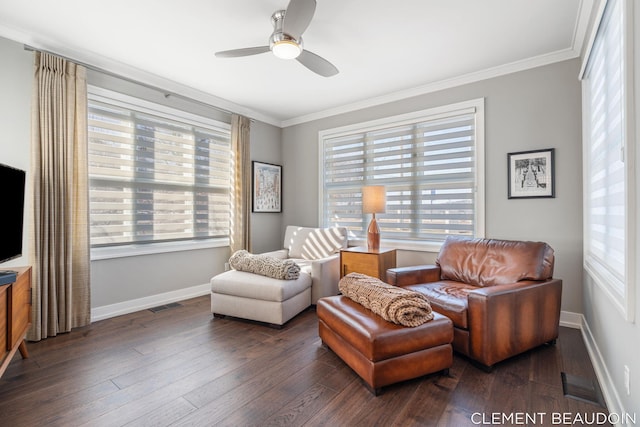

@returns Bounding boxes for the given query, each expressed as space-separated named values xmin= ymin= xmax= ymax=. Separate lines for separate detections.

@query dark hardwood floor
xmin=0 ymin=296 xmax=610 ymax=426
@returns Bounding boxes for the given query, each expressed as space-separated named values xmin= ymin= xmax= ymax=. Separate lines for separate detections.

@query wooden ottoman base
xmin=317 ymin=295 xmax=453 ymax=395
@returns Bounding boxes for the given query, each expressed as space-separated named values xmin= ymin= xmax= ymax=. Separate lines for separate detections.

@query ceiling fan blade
xmin=215 ymin=46 xmax=270 ymax=58
xmin=296 ymin=50 xmax=338 ymax=77
xmin=282 ymin=0 xmax=316 ymax=39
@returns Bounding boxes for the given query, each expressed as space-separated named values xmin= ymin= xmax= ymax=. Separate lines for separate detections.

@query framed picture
xmin=507 ymin=148 xmax=555 ymax=199
xmin=252 ymin=161 xmax=282 ymax=212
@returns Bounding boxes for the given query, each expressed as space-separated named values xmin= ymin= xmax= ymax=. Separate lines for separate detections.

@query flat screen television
xmin=0 ymin=163 xmax=26 ymax=265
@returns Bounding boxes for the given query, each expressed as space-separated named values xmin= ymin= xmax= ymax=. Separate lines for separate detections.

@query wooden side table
xmin=340 ymin=246 xmax=397 ymax=282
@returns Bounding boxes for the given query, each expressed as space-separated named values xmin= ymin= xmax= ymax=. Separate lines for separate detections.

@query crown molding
xmin=1 ymin=0 xmax=595 ymax=130
xmin=280 ymin=0 xmax=595 ymax=128
xmin=281 ymin=48 xmax=580 ymax=128
xmin=0 ymin=23 xmax=283 ymax=127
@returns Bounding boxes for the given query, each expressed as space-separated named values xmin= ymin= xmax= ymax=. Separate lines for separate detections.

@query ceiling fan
xmin=215 ymin=0 xmax=339 ymax=77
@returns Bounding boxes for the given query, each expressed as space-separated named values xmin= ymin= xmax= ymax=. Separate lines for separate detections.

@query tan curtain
xmin=230 ymin=114 xmax=251 ymax=252
xmin=28 ymin=52 xmax=91 ymax=341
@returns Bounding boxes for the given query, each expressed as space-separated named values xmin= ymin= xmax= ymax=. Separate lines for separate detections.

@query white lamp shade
xmin=362 ymin=185 xmax=386 ymax=214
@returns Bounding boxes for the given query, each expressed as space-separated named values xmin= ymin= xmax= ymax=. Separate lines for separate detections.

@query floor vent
xmin=561 ymin=372 xmax=606 ymax=408
xmin=148 ymin=302 xmax=182 ymax=313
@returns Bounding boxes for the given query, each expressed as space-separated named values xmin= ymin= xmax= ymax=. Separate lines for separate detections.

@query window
xmin=582 ymin=0 xmax=635 ymax=320
xmin=87 ymin=87 xmax=231 ymax=255
xmin=319 ymin=99 xmax=484 ymax=251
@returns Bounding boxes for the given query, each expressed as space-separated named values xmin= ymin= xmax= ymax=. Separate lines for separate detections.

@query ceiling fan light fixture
xmin=272 ymin=40 xmax=302 ymax=59
xmin=215 ymin=0 xmax=338 ymax=76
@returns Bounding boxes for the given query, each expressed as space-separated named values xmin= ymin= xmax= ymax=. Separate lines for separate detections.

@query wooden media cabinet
xmin=0 ymin=266 xmax=31 ymax=378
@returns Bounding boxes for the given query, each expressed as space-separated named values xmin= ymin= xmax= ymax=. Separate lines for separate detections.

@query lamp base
xmin=367 ymin=216 xmax=380 ymax=251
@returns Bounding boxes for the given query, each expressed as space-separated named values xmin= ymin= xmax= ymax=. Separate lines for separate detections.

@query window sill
xmin=347 ymin=238 xmax=442 ymax=253
xmin=91 ymin=238 xmax=230 ymax=261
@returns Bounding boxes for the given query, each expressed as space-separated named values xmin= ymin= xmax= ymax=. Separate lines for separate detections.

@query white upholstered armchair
xmin=260 ymin=225 xmax=348 ymax=303
xmin=210 ymin=225 xmax=348 ymax=326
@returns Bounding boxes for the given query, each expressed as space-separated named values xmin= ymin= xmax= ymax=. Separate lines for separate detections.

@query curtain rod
xmin=23 ymin=44 xmax=252 ymax=121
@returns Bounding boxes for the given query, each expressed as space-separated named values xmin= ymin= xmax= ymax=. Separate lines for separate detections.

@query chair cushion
xmin=210 ymin=270 xmax=311 ymax=302
xmin=284 ymin=226 xmax=347 ymax=259
xmin=403 ymin=281 xmax=475 ymax=329
xmin=436 ymin=236 xmax=555 ymax=287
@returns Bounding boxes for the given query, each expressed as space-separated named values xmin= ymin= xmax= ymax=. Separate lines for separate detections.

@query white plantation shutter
xmin=582 ymin=0 xmax=631 ymax=314
xmin=321 ymin=101 xmax=483 ymax=246
xmin=88 ymin=89 xmax=231 ymax=246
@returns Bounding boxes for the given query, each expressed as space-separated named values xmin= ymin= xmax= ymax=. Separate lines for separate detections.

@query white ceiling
xmin=0 ymin=0 xmax=592 ymax=127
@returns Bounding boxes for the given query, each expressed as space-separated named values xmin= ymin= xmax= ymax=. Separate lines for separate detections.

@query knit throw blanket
xmin=339 ymin=273 xmax=434 ymax=327
xmin=229 ymin=250 xmax=300 ymax=280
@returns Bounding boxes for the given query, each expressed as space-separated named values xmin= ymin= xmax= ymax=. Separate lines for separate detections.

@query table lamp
xmin=362 ymin=185 xmax=386 ymax=250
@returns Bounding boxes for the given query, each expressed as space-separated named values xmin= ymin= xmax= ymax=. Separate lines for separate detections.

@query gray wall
xmin=282 ymin=59 xmax=584 ymax=314
xmin=249 ymin=120 xmax=283 ymax=254
xmin=0 ymin=37 xmax=32 ymax=270
xmin=91 ymin=248 xmax=228 ymax=307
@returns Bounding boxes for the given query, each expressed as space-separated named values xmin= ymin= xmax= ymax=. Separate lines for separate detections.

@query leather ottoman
xmin=317 ymin=295 xmax=453 ymax=395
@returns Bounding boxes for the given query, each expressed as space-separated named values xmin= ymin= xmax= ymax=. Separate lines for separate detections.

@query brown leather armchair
xmin=387 ymin=236 xmax=562 ymax=370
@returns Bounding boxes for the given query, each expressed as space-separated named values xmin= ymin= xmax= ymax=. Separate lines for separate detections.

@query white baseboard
xmin=561 ymin=311 xmax=630 ymax=426
xmin=559 ymin=310 xmax=583 ymax=329
xmin=91 ymin=283 xmax=211 ymax=322
xmin=579 ymin=315 xmax=631 ymax=426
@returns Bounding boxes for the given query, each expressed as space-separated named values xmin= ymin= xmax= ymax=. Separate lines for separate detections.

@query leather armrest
xmin=467 ymin=278 xmax=563 ymax=367
xmin=468 ymin=279 xmax=554 ymax=296
xmin=386 ymin=265 xmax=441 ymax=287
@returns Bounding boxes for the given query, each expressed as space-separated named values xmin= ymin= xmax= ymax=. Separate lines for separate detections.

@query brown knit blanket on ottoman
xmin=338 ymin=273 xmax=434 ymax=327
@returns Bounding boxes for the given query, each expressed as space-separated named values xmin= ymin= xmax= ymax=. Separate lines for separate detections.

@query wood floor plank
xmin=0 ymin=295 xmax=612 ymax=427
xmin=303 ymin=379 xmax=378 ymax=426
xmin=315 ymin=357 xmax=358 ymax=392
xmin=558 ymin=327 xmax=598 ymax=378
xmin=434 ymin=406 xmax=480 ymax=427
xmin=55 ymin=340 xmax=258 ymax=426
xmin=0 ymin=380 xmax=120 ymax=424
xmin=257 ymin=384 xmax=338 ymax=427
xmin=122 ymin=397 xmax=197 ymax=427
xmin=484 ymin=354 xmax=532 ymax=414
xmin=0 ymin=347 xmax=144 ymax=403
xmin=441 ymin=356 xmax=496 ymax=415
xmin=390 ymin=361 xmax=463 ymax=426
xmin=346 ymin=379 xmax=418 ymax=426
xmin=217 ymin=360 xmax=338 ymax=426
xmin=174 ymin=337 xmax=326 ymax=425
xmin=109 ymin=324 xmax=266 ymax=390
xmin=529 ymin=341 xmax=563 ymax=386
